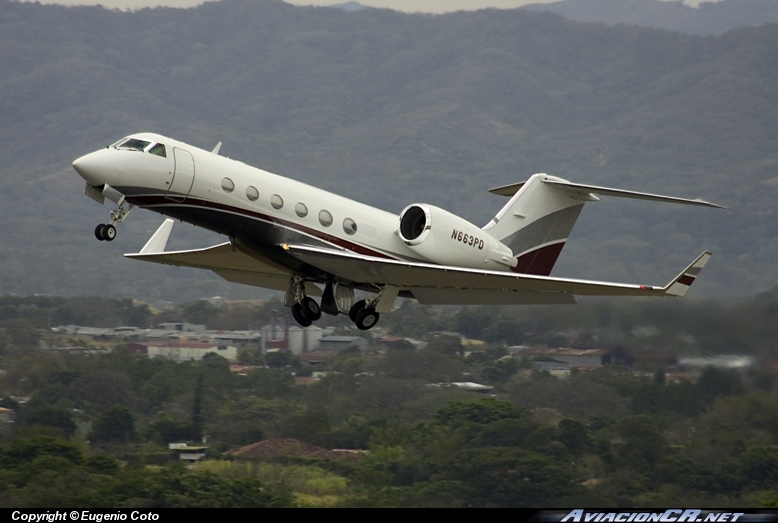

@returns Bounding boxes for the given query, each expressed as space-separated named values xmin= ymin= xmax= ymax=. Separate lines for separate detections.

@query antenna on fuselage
xmin=211 ymin=142 xmax=222 ymax=155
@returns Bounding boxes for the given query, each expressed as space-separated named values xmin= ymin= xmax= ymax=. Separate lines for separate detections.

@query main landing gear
xmin=291 ymin=297 xmax=322 ymax=328
xmin=94 ymin=203 xmax=134 ymax=242
xmin=348 ymin=300 xmax=380 ymax=331
xmin=286 ymin=278 xmax=381 ymax=331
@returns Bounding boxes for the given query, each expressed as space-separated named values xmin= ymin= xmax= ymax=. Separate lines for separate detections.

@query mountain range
xmin=1 ymin=0 xmax=777 ymax=302
xmin=523 ymin=0 xmax=778 ymax=35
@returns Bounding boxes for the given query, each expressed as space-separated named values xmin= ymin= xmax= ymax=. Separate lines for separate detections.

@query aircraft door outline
xmin=167 ymin=148 xmax=195 ymax=202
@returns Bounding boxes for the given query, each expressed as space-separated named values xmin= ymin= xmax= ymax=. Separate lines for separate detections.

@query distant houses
xmin=50 ymin=319 xmax=362 ymax=363
xmin=49 ymin=320 xmax=765 ymax=382
xmin=319 ymin=336 xmax=369 ymax=352
xmin=126 ymin=341 xmax=238 ymax=362
xmin=513 ymin=347 xmax=610 ymax=370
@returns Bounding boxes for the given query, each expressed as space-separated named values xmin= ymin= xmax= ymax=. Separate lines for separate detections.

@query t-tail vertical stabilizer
xmin=484 ymin=174 xmax=725 ymax=277
xmin=484 ymin=174 xmax=588 ymax=276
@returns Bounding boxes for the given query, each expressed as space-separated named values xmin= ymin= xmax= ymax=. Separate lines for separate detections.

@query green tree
xmin=179 ymin=300 xmax=221 ymax=327
xmin=147 ymin=414 xmax=194 ymax=444
xmin=138 ymin=467 xmax=292 ymax=507
xmin=23 ymin=406 xmax=76 ymax=437
xmin=558 ymin=419 xmax=591 ymax=456
xmin=90 ymin=406 xmax=135 ymax=443
xmin=237 ymin=347 xmax=265 ymax=365
xmin=435 ymin=399 xmax=527 ymax=426
xmin=192 ymin=372 xmax=204 ymax=441
xmin=2 ymin=437 xmax=83 ymax=468
xmin=265 ymin=351 xmax=294 ymax=368
xmin=442 ymin=448 xmax=577 ymax=507
xmin=615 ymin=415 xmax=666 ymax=471
xmin=241 ymin=368 xmax=296 ymax=398
xmin=698 ymin=366 xmax=744 ymax=404
xmin=426 ymin=335 xmax=463 ymax=356
xmin=280 ymin=410 xmax=331 ymax=446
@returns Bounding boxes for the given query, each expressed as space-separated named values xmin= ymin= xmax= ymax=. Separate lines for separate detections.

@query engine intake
xmin=398 ymin=205 xmax=430 ymax=244
xmin=398 ymin=204 xmax=516 ymax=270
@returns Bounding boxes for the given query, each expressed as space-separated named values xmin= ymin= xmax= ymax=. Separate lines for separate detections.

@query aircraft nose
xmin=72 ymin=149 xmax=113 ymax=185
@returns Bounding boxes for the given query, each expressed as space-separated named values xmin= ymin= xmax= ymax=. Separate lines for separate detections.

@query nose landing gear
xmin=95 ymin=224 xmax=117 ymax=241
xmin=94 ymin=203 xmax=134 ymax=242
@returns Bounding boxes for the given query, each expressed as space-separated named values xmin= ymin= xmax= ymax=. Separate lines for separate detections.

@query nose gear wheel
xmin=95 ymin=224 xmax=116 ymax=241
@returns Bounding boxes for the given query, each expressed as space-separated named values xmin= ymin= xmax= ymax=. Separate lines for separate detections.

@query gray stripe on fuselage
xmin=500 ymin=205 xmax=584 ymax=256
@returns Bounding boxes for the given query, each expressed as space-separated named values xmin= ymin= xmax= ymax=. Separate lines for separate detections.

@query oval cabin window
xmin=271 ymin=194 xmax=284 ymax=209
xmin=343 ymin=218 xmax=358 ymax=235
xmin=295 ymin=203 xmax=308 ymax=217
xmin=221 ymin=178 xmax=235 ymax=193
xmin=246 ymin=186 xmax=259 ymax=201
xmin=319 ymin=210 xmax=333 ymax=227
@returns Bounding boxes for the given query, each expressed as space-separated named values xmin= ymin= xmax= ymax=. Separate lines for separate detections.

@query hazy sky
xmin=16 ymin=0 xmax=715 ymax=13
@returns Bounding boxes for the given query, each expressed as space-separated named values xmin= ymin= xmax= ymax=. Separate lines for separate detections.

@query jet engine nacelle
xmin=397 ymin=204 xmax=517 ymax=270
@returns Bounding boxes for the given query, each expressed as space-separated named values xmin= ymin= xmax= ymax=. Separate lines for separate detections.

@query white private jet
xmin=72 ymin=133 xmax=723 ymax=330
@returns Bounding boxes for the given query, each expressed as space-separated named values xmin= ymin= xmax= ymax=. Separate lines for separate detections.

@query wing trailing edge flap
xmin=283 ymin=244 xmax=712 ymax=300
xmin=125 ymin=220 xmax=322 ymax=295
xmin=411 ymin=288 xmax=577 ymax=305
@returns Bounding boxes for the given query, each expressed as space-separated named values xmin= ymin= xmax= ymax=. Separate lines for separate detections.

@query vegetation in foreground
xmin=2 ymin=293 xmax=778 ymax=506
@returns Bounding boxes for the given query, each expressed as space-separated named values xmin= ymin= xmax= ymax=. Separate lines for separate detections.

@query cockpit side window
xmin=118 ymin=138 xmax=151 ymax=151
xmin=148 ymin=143 xmax=167 ymax=157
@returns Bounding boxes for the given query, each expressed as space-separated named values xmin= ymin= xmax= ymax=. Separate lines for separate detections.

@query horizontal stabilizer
xmin=542 ymin=179 xmax=726 ymax=209
xmin=490 ymin=178 xmax=725 ymax=209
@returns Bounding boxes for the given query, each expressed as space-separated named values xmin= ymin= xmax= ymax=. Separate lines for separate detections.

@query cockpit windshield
xmin=148 ymin=143 xmax=167 ymax=157
xmin=117 ymin=138 xmax=152 ymax=151
xmin=110 ymin=137 xmax=167 ymax=157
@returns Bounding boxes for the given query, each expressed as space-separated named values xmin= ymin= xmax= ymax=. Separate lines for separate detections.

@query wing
xmin=124 ymin=220 xmax=321 ymax=296
xmin=281 ymin=243 xmax=711 ymax=305
xmin=126 ymin=220 xmax=710 ymax=306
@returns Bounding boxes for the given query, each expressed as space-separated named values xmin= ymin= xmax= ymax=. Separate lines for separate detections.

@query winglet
xmin=662 ymin=251 xmax=712 ymax=297
xmin=139 ymin=219 xmax=175 ymax=254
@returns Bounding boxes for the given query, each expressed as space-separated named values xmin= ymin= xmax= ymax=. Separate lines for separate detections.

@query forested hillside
xmin=1 ymin=0 xmax=777 ymax=301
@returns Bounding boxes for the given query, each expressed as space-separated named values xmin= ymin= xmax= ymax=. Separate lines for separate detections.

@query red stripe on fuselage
xmin=125 ymin=194 xmax=397 ymax=260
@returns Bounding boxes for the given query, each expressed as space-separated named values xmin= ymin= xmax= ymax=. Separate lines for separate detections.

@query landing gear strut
xmin=95 ymin=203 xmax=134 ymax=242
